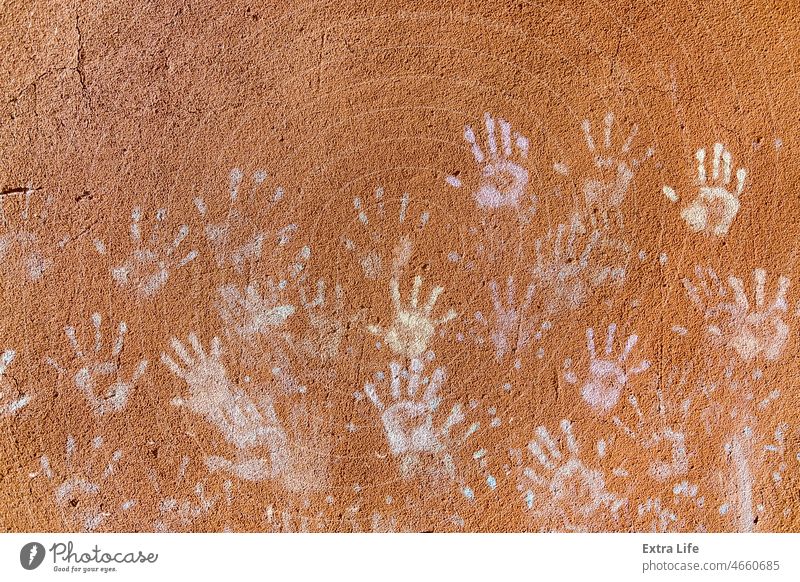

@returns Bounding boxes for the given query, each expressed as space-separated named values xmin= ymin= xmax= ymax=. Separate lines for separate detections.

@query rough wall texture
xmin=1 ymin=0 xmax=799 ymax=533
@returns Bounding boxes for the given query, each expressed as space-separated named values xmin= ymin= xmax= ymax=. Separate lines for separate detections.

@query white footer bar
xmin=2 ymin=533 xmax=798 ymax=581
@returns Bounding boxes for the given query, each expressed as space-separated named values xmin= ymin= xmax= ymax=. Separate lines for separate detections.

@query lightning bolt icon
xmin=28 ymin=545 xmax=38 ymax=566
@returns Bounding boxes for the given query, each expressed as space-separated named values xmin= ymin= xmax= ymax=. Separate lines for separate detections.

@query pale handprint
xmin=363 ymin=359 xmax=465 ymax=479
xmin=454 ymin=112 xmax=532 ymax=211
xmin=580 ymin=112 xmax=652 ymax=224
xmin=482 ymin=276 xmax=537 ymax=361
xmin=613 ymin=390 xmax=690 ymax=482
xmin=162 ymin=334 xmax=234 ymax=418
xmin=531 ymin=217 xmax=600 ymax=315
xmin=588 ymin=232 xmax=631 ymax=288
xmin=368 ymin=361 xmax=445 ymax=457
xmin=37 ymin=435 xmax=135 ymax=532
xmin=342 ymin=187 xmax=428 ymax=281
xmin=199 ymin=168 xmax=265 ymax=270
xmin=46 ymin=314 xmax=148 ymax=416
xmin=290 ymin=279 xmax=360 ymax=362
xmin=161 ymin=333 xmax=287 ymax=480
xmin=0 ymin=186 xmax=53 ymax=281
xmin=683 ymin=266 xmax=790 ymax=361
xmin=664 ymin=143 xmax=746 ymax=236
xmin=216 ymin=281 xmax=295 ymax=343
xmin=724 ymin=269 xmax=790 ymax=361
xmin=564 ymin=323 xmax=651 ymax=413
xmin=108 ymin=206 xmax=198 ymax=297
xmin=0 ymin=349 xmax=29 ymax=416
xmin=154 ymin=481 xmax=217 ymax=533
xmin=520 ymin=419 xmax=625 ymax=530
xmin=194 ymin=168 xmax=290 ymax=273
xmin=368 ymin=274 xmax=456 ymax=359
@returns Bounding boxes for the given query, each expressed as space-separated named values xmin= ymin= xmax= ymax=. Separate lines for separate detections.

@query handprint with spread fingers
xmin=664 ymin=143 xmax=746 ymax=236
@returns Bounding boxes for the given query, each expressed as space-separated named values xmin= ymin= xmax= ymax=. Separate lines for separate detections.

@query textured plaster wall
xmin=1 ymin=0 xmax=799 ymax=532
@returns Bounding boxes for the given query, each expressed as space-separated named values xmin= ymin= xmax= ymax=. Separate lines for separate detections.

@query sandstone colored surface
xmin=1 ymin=0 xmax=799 ymax=532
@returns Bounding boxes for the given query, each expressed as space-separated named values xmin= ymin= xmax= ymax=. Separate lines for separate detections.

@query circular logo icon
xmin=20 ymin=542 xmax=45 ymax=570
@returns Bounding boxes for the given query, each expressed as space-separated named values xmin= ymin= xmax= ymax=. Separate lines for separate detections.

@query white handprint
xmin=45 ymin=314 xmax=147 ymax=416
xmin=363 ymin=358 xmax=466 ymax=479
xmin=0 ymin=186 xmax=54 ymax=281
xmin=214 ymin=280 xmax=306 ymax=393
xmin=194 ymin=168 xmax=293 ymax=273
xmin=149 ymin=455 xmax=221 ymax=532
xmin=368 ymin=274 xmax=456 ymax=359
xmin=613 ymin=385 xmax=691 ymax=482
xmin=518 ymin=419 xmax=626 ymax=531
xmin=556 ymin=113 xmax=652 ymax=229
xmin=105 ymin=206 xmax=198 ymax=297
xmin=161 ymin=333 xmax=287 ymax=481
xmin=664 ymin=143 xmax=746 ymax=236
xmin=341 ymin=187 xmax=429 ymax=281
xmin=564 ymin=323 xmax=651 ymax=413
xmin=448 ymin=112 xmax=533 ymax=215
xmin=154 ymin=481 xmax=217 ymax=532
xmin=473 ymin=276 xmax=542 ymax=362
xmin=531 ymin=217 xmax=600 ymax=314
xmin=288 ymin=279 xmax=361 ymax=362
xmin=582 ymin=113 xmax=651 ymax=210
xmin=683 ymin=266 xmax=790 ymax=361
xmin=37 ymin=435 xmax=136 ymax=532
